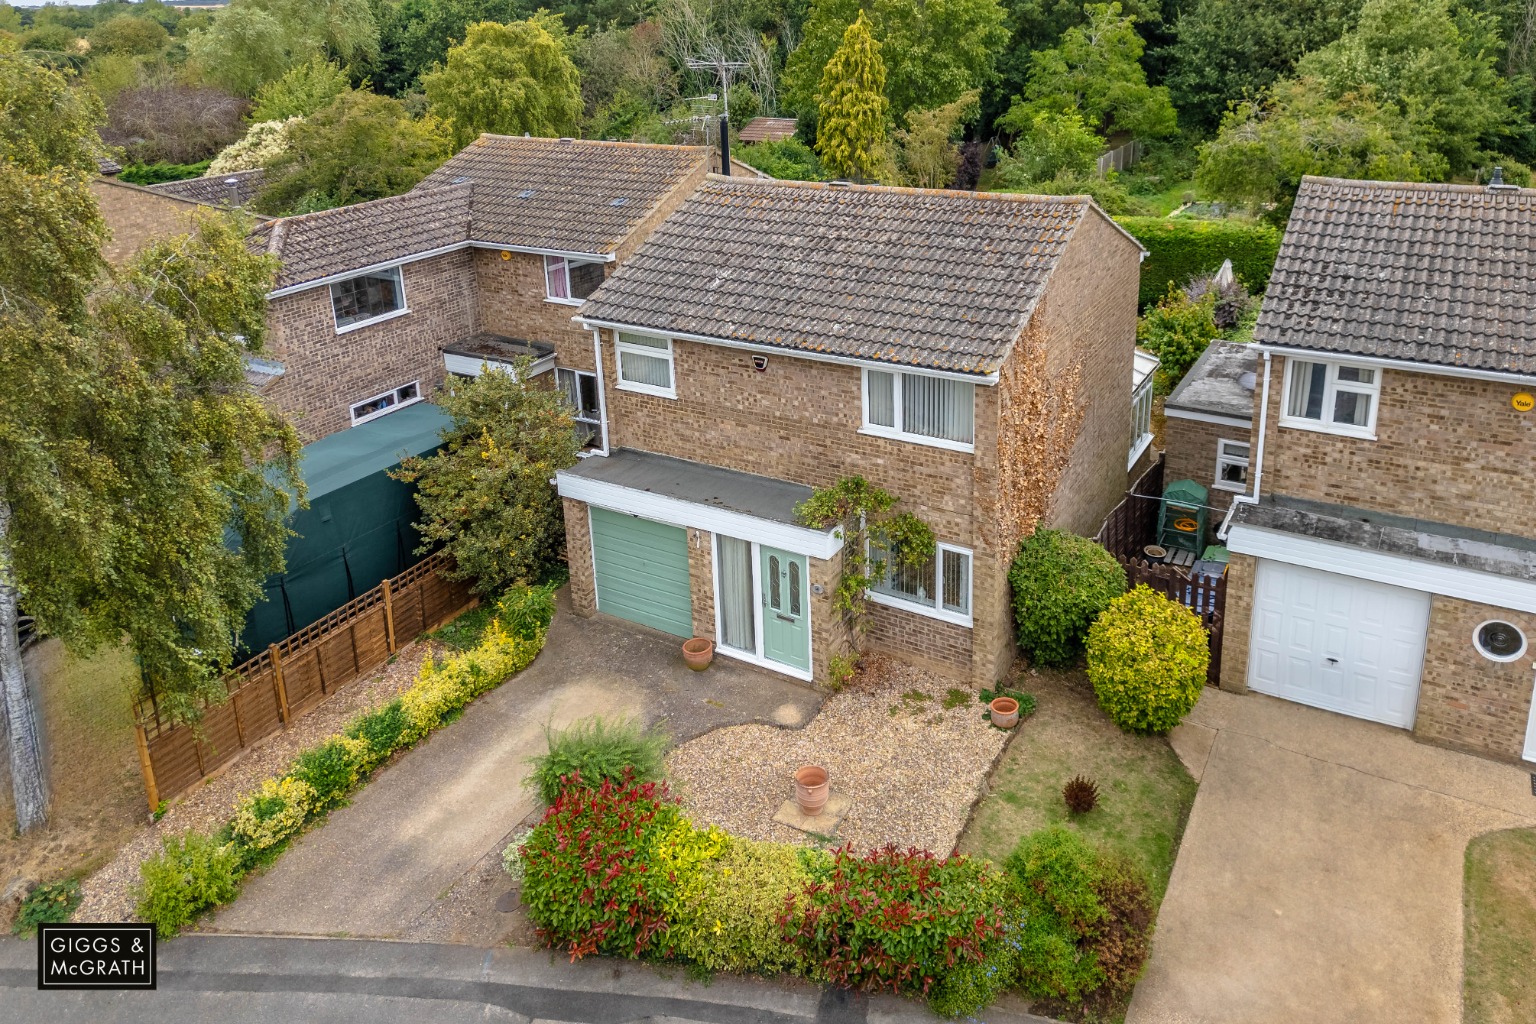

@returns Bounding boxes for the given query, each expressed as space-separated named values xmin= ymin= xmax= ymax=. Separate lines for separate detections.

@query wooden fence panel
xmin=232 ymin=677 xmax=282 ymax=747
xmin=390 ymin=583 xmax=426 ymax=641
xmin=281 ymin=647 xmax=325 ymax=714
xmin=352 ymin=606 xmax=391 ymax=673
xmin=195 ymin=700 xmax=243 ymax=778
xmin=316 ymin=628 xmax=358 ymax=695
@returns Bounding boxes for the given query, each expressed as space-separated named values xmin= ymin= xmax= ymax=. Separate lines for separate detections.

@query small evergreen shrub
xmin=1086 ymin=585 xmax=1210 ymax=734
xmin=1137 ymin=284 xmax=1220 ymax=390
xmin=526 ymin=714 xmax=669 ymax=805
xmin=786 ymin=845 xmax=1007 ymax=997
xmin=671 ymin=838 xmax=819 ymax=975
xmin=134 ymin=832 xmax=242 ymax=938
xmin=288 ymin=739 xmax=360 ymax=812
xmin=1009 ymin=530 xmax=1127 ymax=667
xmin=927 ymin=913 xmax=1024 ymax=1018
xmin=229 ymin=777 xmax=315 ymax=851
xmin=344 ymin=698 xmax=409 ymax=768
xmin=12 ymin=880 xmax=82 ymax=938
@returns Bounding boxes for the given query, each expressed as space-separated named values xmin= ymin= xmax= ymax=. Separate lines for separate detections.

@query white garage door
xmin=1249 ymin=560 xmax=1430 ymax=728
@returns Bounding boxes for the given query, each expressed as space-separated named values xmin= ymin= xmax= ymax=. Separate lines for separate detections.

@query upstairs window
xmin=868 ymin=538 xmax=973 ymax=625
xmin=1214 ymin=439 xmax=1250 ymax=492
xmin=1130 ymin=373 xmax=1155 ymax=468
xmin=544 ymin=255 xmax=605 ymax=303
xmin=863 ymin=368 xmax=975 ymax=449
xmin=614 ymin=331 xmax=675 ymax=398
xmin=1283 ymin=359 xmax=1379 ymax=437
xmin=331 ymin=266 xmax=405 ymax=331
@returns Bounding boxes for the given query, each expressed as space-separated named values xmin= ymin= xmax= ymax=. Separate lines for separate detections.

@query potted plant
xmin=682 ymin=637 xmax=714 ymax=670
xmin=989 ymin=696 xmax=1020 ymax=729
xmin=793 ymin=765 xmax=829 ymax=816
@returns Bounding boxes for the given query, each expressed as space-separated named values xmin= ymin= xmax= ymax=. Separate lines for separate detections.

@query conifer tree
xmin=815 ymin=12 xmax=889 ymax=182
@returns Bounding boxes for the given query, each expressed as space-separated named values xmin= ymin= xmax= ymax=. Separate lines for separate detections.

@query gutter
xmin=1217 ymin=349 xmax=1271 ymax=541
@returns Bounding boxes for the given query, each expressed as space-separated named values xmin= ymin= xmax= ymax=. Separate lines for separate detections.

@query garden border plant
xmin=130 ymin=582 xmax=558 ymax=937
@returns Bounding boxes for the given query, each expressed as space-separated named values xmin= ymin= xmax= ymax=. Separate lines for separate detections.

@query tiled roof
xmin=148 ymin=168 xmax=265 ymax=208
xmin=1254 ymin=176 xmax=1536 ymax=375
xmin=577 ymin=176 xmax=1100 ymax=375
xmin=415 ymin=135 xmax=711 ymax=254
xmin=738 ymin=117 xmax=799 ymax=143
xmin=251 ymin=185 xmax=472 ymax=291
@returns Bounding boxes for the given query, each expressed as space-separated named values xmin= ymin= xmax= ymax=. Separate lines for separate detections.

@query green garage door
xmin=589 ymin=507 xmax=694 ymax=637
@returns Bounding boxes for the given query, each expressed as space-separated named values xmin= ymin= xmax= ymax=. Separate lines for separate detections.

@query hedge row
xmin=516 ymin=775 xmax=1154 ymax=1018
xmin=1115 ymin=216 xmax=1282 ymax=308
xmin=133 ymin=584 xmax=557 ymax=937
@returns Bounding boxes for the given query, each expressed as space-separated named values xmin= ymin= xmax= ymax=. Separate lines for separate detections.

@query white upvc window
xmin=867 ymin=538 xmax=973 ymax=627
xmin=349 ymin=380 xmax=421 ymax=425
xmin=614 ymin=331 xmax=676 ymax=398
xmin=1213 ymin=439 xmax=1251 ymax=492
xmin=861 ymin=368 xmax=975 ymax=450
xmin=331 ymin=265 xmax=407 ymax=332
xmin=544 ymin=255 xmax=605 ymax=304
xmin=1281 ymin=359 xmax=1380 ymax=438
xmin=556 ymin=367 xmax=604 ymax=449
xmin=1130 ymin=374 xmax=1155 ymax=468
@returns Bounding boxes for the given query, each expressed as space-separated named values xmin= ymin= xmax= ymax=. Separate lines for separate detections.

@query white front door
xmin=1248 ymin=560 xmax=1430 ymax=728
xmin=1524 ymin=674 xmax=1536 ymax=763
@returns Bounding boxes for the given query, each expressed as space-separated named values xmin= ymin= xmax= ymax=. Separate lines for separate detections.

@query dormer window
xmin=1281 ymin=359 xmax=1380 ymax=438
xmin=545 ymin=255 xmax=604 ymax=304
xmin=331 ymin=266 xmax=406 ymax=332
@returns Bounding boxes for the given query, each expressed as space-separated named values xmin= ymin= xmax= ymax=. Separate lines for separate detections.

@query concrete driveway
xmin=207 ymin=590 xmax=821 ymax=943
xmin=1128 ymin=688 xmax=1536 ymax=1024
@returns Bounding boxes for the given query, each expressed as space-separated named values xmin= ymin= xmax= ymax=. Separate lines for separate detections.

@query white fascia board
xmin=575 ymin=317 xmax=1001 ymax=386
xmin=1163 ymin=407 xmax=1254 ymax=429
xmin=468 ymin=241 xmax=614 ymax=262
xmin=1255 ymin=344 xmax=1536 ymax=387
xmin=443 ymin=352 xmax=555 ymax=378
xmin=1228 ymin=522 xmax=1536 ymax=614
xmin=556 ymin=470 xmax=844 ymax=561
xmin=267 ymin=242 xmax=471 ymax=299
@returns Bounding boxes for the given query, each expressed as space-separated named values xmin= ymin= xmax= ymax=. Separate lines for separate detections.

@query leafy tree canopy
xmin=783 ymin=0 xmax=1007 ymax=121
xmin=88 ymin=14 xmax=171 ymax=56
xmin=372 ymin=0 xmax=531 ymax=96
xmin=254 ymin=89 xmax=453 ymax=214
xmin=814 ymin=11 xmax=888 ymax=181
xmin=892 ymin=88 xmax=980 ymax=188
xmin=251 ymin=54 xmax=350 ymax=120
xmin=422 ymin=14 xmax=583 ymax=147
xmin=995 ymin=108 xmax=1102 ymax=182
xmin=187 ymin=0 xmax=379 ymax=97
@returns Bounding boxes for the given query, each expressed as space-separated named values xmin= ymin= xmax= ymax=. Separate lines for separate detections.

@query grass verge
xmin=1464 ymin=827 xmax=1536 ymax=1024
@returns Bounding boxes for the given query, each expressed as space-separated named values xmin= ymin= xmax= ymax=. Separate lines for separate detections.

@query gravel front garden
xmin=666 ymin=654 xmax=1009 ymax=854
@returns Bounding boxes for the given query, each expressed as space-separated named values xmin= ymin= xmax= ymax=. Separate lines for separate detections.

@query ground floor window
xmin=868 ymin=539 xmax=973 ymax=624
xmin=1214 ymin=439 xmax=1251 ymax=491
xmin=350 ymin=381 xmax=421 ymax=425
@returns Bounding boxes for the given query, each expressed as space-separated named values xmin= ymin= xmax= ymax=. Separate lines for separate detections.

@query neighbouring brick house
xmin=1216 ymin=176 xmax=1536 ymax=765
xmin=554 ymin=177 xmax=1147 ymax=687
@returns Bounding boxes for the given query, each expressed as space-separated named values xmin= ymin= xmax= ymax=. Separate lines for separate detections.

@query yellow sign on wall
xmin=1513 ymin=392 xmax=1535 ymax=412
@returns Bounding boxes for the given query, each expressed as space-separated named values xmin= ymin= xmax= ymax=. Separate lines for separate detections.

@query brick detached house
xmin=1216 ymin=176 xmax=1536 ymax=765
xmin=554 ymin=177 xmax=1147 ymax=687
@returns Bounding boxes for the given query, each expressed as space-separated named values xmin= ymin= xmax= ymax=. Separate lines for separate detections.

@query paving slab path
xmin=207 ymin=591 xmax=821 ymax=941
xmin=1129 ymin=688 xmax=1536 ymax=1024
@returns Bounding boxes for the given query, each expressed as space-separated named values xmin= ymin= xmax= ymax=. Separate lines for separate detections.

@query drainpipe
xmin=590 ymin=327 xmax=611 ymax=457
xmin=1216 ymin=349 xmax=1270 ymax=541
xmin=719 ymin=115 xmax=731 ymax=175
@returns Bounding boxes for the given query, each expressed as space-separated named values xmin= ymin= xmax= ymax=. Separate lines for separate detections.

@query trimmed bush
xmin=671 ymin=838 xmax=819 ymax=975
xmin=787 ymin=845 xmax=1008 ymax=997
xmin=117 ymin=160 xmax=213 ymax=185
xmin=134 ymin=832 xmax=242 ymax=938
xmin=344 ymin=698 xmax=409 ymax=770
xmin=526 ymin=714 xmax=670 ymax=806
xmin=12 ymin=880 xmax=82 ymax=938
xmin=1010 ymin=530 xmax=1127 ymax=667
xmin=1086 ymin=585 xmax=1210 ymax=734
xmin=519 ymin=774 xmax=696 ymax=959
xmin=1115 ymin=216 xmax=1282 ymax=309
xmin=229 ymin=777 xmax=315 ymax=851
xmin=1004 ymin=826 xmax=1153 ymax=1004
xmin=288 ymin=739 xmax=361 ymax=812
xmin=401 ymin=618 xmax=546 ymax=740
xmin=494 ymin=582 xmax=559 ymax=641
xmin=1137 ymin=285 xmax=1220 ymax=391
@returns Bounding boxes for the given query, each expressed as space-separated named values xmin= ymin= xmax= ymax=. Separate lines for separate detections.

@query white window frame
xmin=1280 ymin=358 xmax=1381 ymax=439
xmin=349 ymin=380 xmax=422 ymax=426
xmin=859 ymin=368 xmax=976 ymax=453
xmin=556 ymin=366 xmax=605 ymax=449
xmin=543 ymin=254 xmax=604 ymax=306
xmin=1213 ymin=438 xmax=1251 ymax=493
xmin=331 ymin=265 xmax=408 ymax=334
xmin=614 ymin=331 xmax=676 ymax=399
xmin=1129 ymin=376 xmax=1155 ymax=469
xmin=865 ymin=538 xmax=974 ymax=628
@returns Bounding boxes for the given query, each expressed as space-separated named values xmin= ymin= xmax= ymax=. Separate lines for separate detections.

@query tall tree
xmin=892 ymin=89 xmax=980 ymax=188
xmin=0 ymin=58 xmax=302 ymax=830
xmin=250 ymin=54 xmax=350 ymax=121
xmin=814 ymin=11 xmax=889 ymax=181
xmin=187 ymin=0 xmax=379 ymax=97
xmin=422 ymin=14 xmax=582 ymax=147
xmin=372 ymin=0 xmax=531 ymax=97
xmin=783 ymin=0 xmax=1007 ymax=122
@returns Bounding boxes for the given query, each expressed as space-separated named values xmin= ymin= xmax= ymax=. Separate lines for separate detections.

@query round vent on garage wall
xmin=1473 ymin=620 xmax=1527 ymax=662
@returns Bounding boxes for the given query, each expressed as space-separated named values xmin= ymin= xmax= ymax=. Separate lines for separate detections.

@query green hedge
xmin=118 ymin=161 xmax=213 ymax=185
xmin=1115 ymin=217 xmax=1282 ymax=308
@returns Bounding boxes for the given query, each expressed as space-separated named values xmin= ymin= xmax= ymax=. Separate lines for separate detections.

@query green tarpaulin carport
xmin=239 ymin=402 xmax=450 ymax=654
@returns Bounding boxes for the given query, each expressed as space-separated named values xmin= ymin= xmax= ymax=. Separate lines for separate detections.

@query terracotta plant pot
xmin=682 ymin=637 xmax=714 ymax=671
xmin=793 ymin=765 xmax=830 ymax=816
xmin=990 ymin=696 xmax=1020 ymax=729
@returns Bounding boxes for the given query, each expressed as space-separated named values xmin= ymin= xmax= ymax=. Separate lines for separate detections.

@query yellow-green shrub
xmin=653 ymin=819 xmax=729 ymax=927
xmin=671 ymin=839 xmax=819 ymax=975
xmin=229 ymin=777 xmax=316 ymax=851
xmin=1086 ymin=585 xmax=1209 ymax=733
xmin=401 ymin=619 xmax=545 ymax=739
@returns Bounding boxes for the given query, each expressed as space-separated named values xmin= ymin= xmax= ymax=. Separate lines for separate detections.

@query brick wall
xmin=1218 ymin=551 xmax=1256 ymax=693
xmin=1164 ymin=413 xmax=1250 ymax=509
xmin=1413 ymin=596 xmax=1536 ymax=763
xmin=865 ymin=599 xmax=974 ymax=675
xmin=563 ymin=497 xmax=596 ymax=615
xmin=90 ymin=178 xmax=213 ymax=265
xmin=472 ymin=249 xmax=599 ymax=370
xmin=1262 ymin=355 xmax=1536 ymax=535
xmin=265 ymin=249 xmax=477 ymax=442
xmin=687 ymin=527 xmax=716 ymax=640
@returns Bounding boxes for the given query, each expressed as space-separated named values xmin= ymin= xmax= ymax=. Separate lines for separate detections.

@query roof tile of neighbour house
xmin=1254 ymin=176 xmax=1536 ymax=375
xmin=148 ymin=167 xmax=266 ymax=207
xmin=737 ymin=117 xmax=799 ymax=143
xmin=577 ymin=176 xmax=1126 ymax=376
xmin=414 ymin=135 xmax=712 ymax=255
xmin=250 ymin=184 xmax=473 ymax=291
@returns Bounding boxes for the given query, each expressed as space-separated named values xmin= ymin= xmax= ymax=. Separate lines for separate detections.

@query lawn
xmin=958 ymin=665 xmax=1199 ymax=906
xmin=1464 ymin=827 xmax=1536 ymax=1024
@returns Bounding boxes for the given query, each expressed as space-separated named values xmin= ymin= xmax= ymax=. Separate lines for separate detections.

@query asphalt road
xmin=0 ymin=934 xmax=1054 ymax=1024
